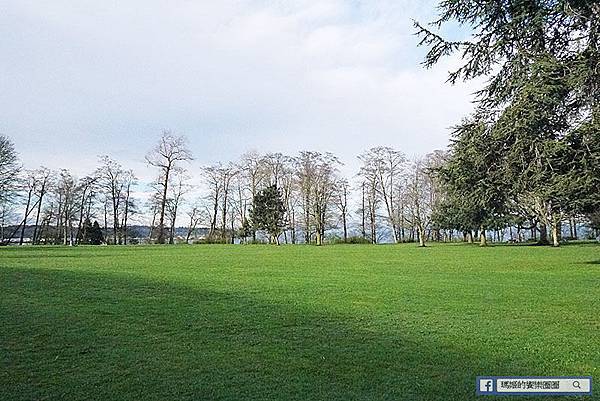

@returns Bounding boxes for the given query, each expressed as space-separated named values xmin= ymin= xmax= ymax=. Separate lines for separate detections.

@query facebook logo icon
xmin=478 ymin=378 xmax=495 ymax=394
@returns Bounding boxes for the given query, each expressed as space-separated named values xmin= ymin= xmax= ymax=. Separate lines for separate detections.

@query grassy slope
xmin=0 ymin=243 xmax=598 ymax=401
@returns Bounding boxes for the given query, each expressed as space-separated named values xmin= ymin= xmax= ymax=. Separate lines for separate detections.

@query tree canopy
xmin=417 ymin=0 xmax=600 ymax=246
xmin=250 ymin=184 xmax=286 ymax=245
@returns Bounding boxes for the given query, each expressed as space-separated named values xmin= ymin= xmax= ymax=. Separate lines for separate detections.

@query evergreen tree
xmin=78 ymin=218 xmax=93 ymax=244
xmin=249 ymin=184 xmax=286 ymax=245
xmin=437 ymin=119 xmax=508 ymax=245
xmin=416 ymin=1 xmax=600 ymax=246
xmin=89 ymin=221 xmax=105 ymax=245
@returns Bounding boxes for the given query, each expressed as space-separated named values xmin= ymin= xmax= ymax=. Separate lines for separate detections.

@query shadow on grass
xmin=0 ymin=267 xmax=585 ymax=401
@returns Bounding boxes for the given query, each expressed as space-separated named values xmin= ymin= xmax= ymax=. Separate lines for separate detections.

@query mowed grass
xmin=1 ymin=243 xmax=599 ymax=401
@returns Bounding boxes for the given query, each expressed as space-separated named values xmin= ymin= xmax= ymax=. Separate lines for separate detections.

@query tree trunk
xmin=157 ymin=166 xmax=171 ymax=244
xmin=221 ymin=188 xmax=228 ymax=241
xmin=538 ymin=223 xmax=549 ymax=245
xmin=123 ymin=201 xmax=129 ymax=246
xmin=19 ymin=188 xmax=34 ymax=245
xmin=361 ymin=183 xmax=366 ymax=239
xmin=230 ymin=210 xmax=235 ymax=244
xmin=315 ymin=230 xmax=322 ymax=246
xmin=479 ymin=227 xmax=487 ymax=247
xmin=112 ymin=199 xmax=119 ymax=245
xmin=32 ymin=190 xmax=45 ymax=245
xmin=370 ymin=203 xmax=376 ymax=244
xmin=210 ymin=192 xmax=218 ymax=238
xmin=551 ymin=220 xmax=560 ymax=247
xmin=103 ymin=203 xmax=108 ymax=243
xmin=418 ymin=226 xmax=425 ymax=247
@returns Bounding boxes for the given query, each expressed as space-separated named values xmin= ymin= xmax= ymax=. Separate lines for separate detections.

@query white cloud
xmin=1 ymin=0 xmax=479 ymax=219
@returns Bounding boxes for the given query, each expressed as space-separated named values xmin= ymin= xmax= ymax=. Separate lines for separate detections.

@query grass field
xmin=1 ymin=243 xmax=599 ymax=400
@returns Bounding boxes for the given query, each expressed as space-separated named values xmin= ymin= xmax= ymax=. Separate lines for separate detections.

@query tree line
xmin=413 ymin=0 xmax=600 ymax=247
xmin=0 ymin=130 xmax=598 ymax=247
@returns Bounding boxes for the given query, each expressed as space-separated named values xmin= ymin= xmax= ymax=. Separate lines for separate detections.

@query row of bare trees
xmin=357 ymin=147 xmax=447 ymax=246
xmin=145 ymin=135 xmax=444 ymax=245
xmin=25 ymin=159 xmax=138 ymax=246
xmin=0 ymin=135 xmax=139 ymax=245
xmin=1 ymin=131 xmax=450 ymax=246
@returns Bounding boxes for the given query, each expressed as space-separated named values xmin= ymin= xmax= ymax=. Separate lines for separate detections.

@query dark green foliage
xmin=415 ymin=1 xmax=600 ymax=109
xmin=249 ymin=184 xmax=286 ymax=244
xmin=588 ymin=209 xmax=600 ymax=231
xmin=329 ymin=236 xmax=372 ymax=245
xmin=434 ymin=119 xmax=507 ymax=234
xmin=239 ymin=218 xmax=253 ymax=242
xmin=78 ymin=219 xmax=104 ymax=245
xmin=344 ymin=236 xmax=372 ymax=244
xmin=77 ymin=218 xmax=92 ymax=244
xmin=89 ymin=221 xmax=105 ymax=245
xmin=417 ymin=1 xmax=600 ymax=245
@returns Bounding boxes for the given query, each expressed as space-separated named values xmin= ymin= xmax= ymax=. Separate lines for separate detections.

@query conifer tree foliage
xmin=417 ymin=0 xmax=600 ymax=246
xmin=89 ymin=221 xmax=105 ymax=245
xmin=249 ymin=184 xmax=286 ymax=245
xmin=78 ymin=218 xmax=105 ymax=245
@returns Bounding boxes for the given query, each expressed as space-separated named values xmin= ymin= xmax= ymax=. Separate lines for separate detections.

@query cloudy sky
xmin=2 ymin=0 xmax=476 ymax=185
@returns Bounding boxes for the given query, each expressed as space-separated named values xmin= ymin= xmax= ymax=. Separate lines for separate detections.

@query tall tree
xmin=437 ymin=119 xmax=508 ymax=246
xmin=54 ymin=170 xmax=78 ymax=245
xmin=358 ymin=163 xmax=380 ymax=244
xmin=97 ymin=156 xmax=126 ymax=244
xmin=218 ymin=164 xmax=237 ymax=242
xmin=334 ymin=178 xmax=350 ymax=243
xmin=416 ymin=0 xmax=600 ymax=247
xmin=146 ymin=131 xmax=193 ymax=244
xmin=19 ymin=170 xmax=38 ymax=245
xmin=185 ymin=202 xmax=207 ymax=243
xmin=166 ymin=173 xmax=189 ymax=244
xmin=295 ymin=151 xmax=340 ymax=245
xmin=359 ymin=147 xmax=406 ymax=243
xmin=250 ymin=184 xmax=286 ymax=244
xmin=238 ymin=152 xmax=267 ymax=242
xmin=119 ymin=170 xmax=137 ymax=245
xmin=31 ymin=167 xmax=52 ymax=245
xmin=75 ymin=175 xmax=97 ymax=245
xmin=405 ymin=158 xmax=435 ymax=247
xmin=0 ymin=135 xmax=20 ymax=242
xmin=89 ymin=220 xmax=105 ymax=245
xmin=201 ymin=164 xmax=226 ymax=240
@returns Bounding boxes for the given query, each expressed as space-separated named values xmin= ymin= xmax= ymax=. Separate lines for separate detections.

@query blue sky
xmin=1 ymin=0 xmax=477 ymax=186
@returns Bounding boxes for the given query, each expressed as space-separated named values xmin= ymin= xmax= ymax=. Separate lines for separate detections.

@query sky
xmin=1 ymin=0 xmax=477 ymax=196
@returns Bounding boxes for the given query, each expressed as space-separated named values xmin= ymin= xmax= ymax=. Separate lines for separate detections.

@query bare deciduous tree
xmin=334 ymin=178 xmax=350 ymax=242
xmin=166 ymin=173 xmax=190 ymax=244
xmin=359 ymin=147 xmax=406 ymax=243
xmin=97 ymin=156 xmax=126 ymax=245
xmin=185 ymin=201 xmax=207 ymax=243
xmin=146 ymin=131 xmax=193 ymax=244
xmin=31 ymin=167 xmax=52 ymax=245
xmin=405 ymin=158 xmax=435 ymax=247
xmin=295 ymin=151 xmax=340 ymax=245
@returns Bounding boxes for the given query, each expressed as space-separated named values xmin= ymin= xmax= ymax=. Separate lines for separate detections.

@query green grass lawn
xmin=1 ymin=243 xmax=599 ymax=401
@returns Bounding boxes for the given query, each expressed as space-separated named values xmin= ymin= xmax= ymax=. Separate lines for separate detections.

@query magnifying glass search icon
xmin=572 ymin=380 xmax=581 ymax=389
